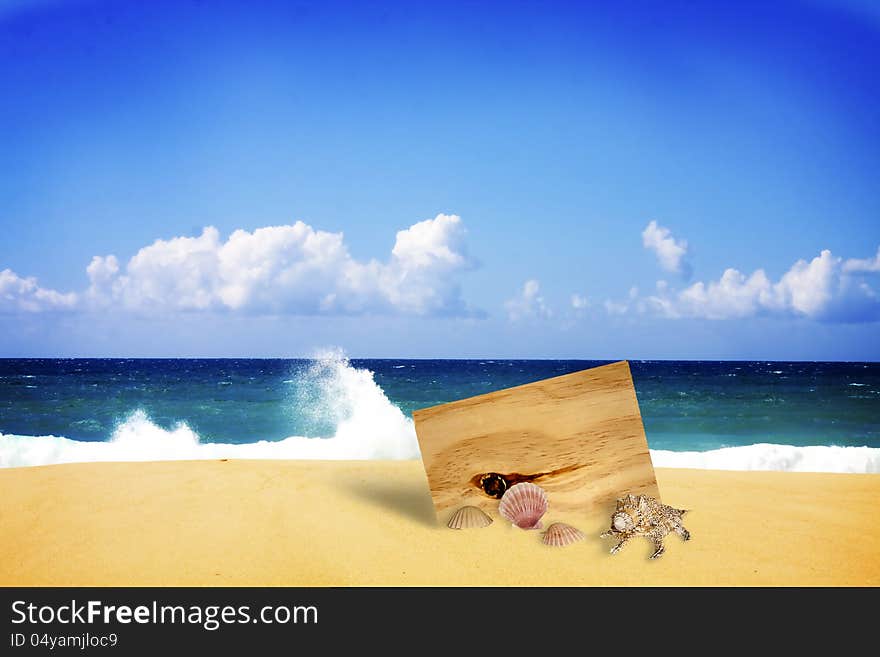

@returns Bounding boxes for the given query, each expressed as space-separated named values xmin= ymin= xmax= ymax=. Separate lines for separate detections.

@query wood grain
xmin=413 ymin=360 xmax=659 ymax=524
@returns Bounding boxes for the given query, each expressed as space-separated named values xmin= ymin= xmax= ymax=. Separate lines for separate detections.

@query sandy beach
xmin=1 ymin=459 xmax=878 ymax=586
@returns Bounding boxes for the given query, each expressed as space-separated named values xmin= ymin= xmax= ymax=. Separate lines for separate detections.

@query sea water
xmin=1 ymin=352 xmax=878 ymax=471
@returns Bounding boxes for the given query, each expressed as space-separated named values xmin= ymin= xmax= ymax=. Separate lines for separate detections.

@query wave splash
xmin=0 ymin=350 xmax=419 ymax=468
xmin=0 ymin=351 xmax=878 ymax=473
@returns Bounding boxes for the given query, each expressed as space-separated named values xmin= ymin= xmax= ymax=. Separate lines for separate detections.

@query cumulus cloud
xmin=637 ymin=248 xmax=880 ymax=323
xmin=844 ymin=246 xmax=880 ymax=273
xmin=6 ymin=214 xmax=482 ymax=318
xmin=0 ymin=269 xmax=77 ymax=313
xmin=642 ymin=220 xmax=690 ymax=277
xmin=505 ymin=279 xmax=552 ymax=321
xmin=96 ymin=214 xmax=479 ymax=316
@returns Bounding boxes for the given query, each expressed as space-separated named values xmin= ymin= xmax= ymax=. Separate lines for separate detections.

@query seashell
xmin=541 ymin=522 xmax=585 ymax=547
xmin=601 ymin=493 xmax=691 ymax=559
xmin=498 ymin=482 xmax=548 ymax=530
xmin=447 ymin=506 xmax=493 ymax=529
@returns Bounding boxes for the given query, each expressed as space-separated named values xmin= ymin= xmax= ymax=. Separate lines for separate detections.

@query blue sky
xmin=1 ymin=0 xmax=878 ymax=359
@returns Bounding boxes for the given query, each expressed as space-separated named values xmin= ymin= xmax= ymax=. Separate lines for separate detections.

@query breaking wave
xmin=0 ymin=350 xmax=418 ymax=467
xmin=0 ymin=351 xmax=877 ymax=473
xmin=651 ymin=444 xmax=880 ymax=473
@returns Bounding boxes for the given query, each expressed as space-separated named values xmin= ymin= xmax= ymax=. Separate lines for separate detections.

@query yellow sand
xmin=1 ymin=460 xmax=878 ymax=586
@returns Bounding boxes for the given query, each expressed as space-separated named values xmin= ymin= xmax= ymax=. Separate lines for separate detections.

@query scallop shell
xmin=498 ymin=482 xmax=548 ymax=530
xmin=541 ymin=522 xmax=585 ymax=547
xmin=447 ymin=506 xmax=493 ymax=529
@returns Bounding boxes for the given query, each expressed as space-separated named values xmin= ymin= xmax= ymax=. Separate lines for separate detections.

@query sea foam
xmin=652 ymin=444 xmax=880 ymax=473
xmin=0 ymin=351 xmax=418 ymax=468
xmin=0 ymin=352 xmax=878 ymax=473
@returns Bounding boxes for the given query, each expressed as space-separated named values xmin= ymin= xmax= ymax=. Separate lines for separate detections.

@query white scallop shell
xmin=447 ymin=506 xmax=493 ymax=529
xmin=498 ymin=482 xmax=548 ymax=530
xmin=541 ymin=522 xmax=585 ymax=547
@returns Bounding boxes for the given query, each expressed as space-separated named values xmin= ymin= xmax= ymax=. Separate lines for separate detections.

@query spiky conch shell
xmin=498 ymin=482 xmax=548 ymax=530
xmin=447 ymin=506 xmax=493 ymax=529
xmin=541 ymin=522 xmax=585 ymax=547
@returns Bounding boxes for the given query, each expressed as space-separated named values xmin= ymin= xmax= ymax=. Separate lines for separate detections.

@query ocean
xmin=1 ymin=353 xmax=878 ymax=471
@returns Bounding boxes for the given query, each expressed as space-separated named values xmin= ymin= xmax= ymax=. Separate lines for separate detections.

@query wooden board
xmin=413 ymin=360 xmax=659 ymax=524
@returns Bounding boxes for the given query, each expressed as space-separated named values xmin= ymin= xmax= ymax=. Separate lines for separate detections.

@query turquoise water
xmin=0 ymin=356 xmax=878 ymax=470
xmin=1 ymin=357 xmax=878 ymax=447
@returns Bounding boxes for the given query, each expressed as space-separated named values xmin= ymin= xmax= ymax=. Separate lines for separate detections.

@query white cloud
xmin=86 ymin=254 xmax=119 ymax=291
xmin=0 ymin=269 xmax=77 ymax=313
xmin=6 ymin=214 xmax=481 ymax=318
xmin=642 ymin=220 xmax=690 ymax=276
xmin=391 ymin=214 xmax=468 ymax=270
xmin=843 ymin=246 xmax=880 ymax=273
xmin=637 ymin=247 xmax=880 ymax=323
xmin=104 ymin=214 xmax=478 ymax=316
xmin=570 ymin=293 xmax=589 ymax=310
xmin=505 ymin=279 xmax=552 ymax=321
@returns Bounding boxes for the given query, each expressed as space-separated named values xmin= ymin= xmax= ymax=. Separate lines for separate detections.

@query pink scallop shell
xmin=498 ymin=482 xmax=548 ymax=530
xmin=541 ymin=522 xmax=585 ymax=547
